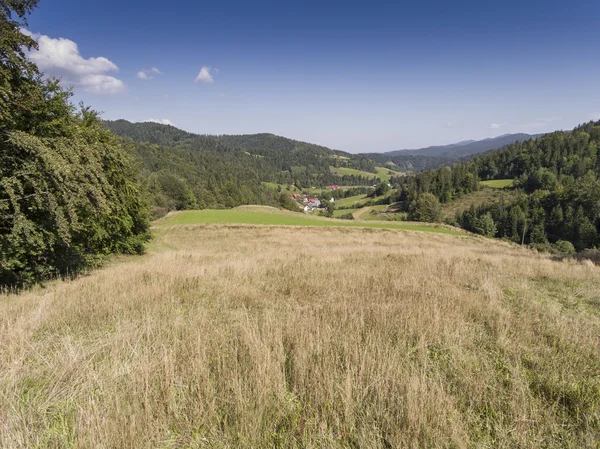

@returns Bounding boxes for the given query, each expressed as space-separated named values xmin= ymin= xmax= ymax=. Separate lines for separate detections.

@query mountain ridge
xmin=382 ymin=133 xmax=542 ymax=158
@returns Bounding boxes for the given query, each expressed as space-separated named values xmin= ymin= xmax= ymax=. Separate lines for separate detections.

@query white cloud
xmin=80 ymin=74 xmax=126 ymax=94
xmin=22 ymin=29 xmax=125 ymax=94
xmin=445 ymin=121 xmax=452 ymax=128
xmin=489 ymin=123 xmax=501 ymax=129
xmin=195 ymin=66 xmax=214 ymax=84
xmin=146 ymin=118 xmax=173 ymax=126
xmin=589 ymin=112 xmax=600 ymax=121
xmin=137 ymin=67 xmax=161 ymax=80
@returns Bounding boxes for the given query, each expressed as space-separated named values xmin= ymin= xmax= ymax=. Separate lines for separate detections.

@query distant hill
xmin=103 ymin=120 xmax=387 ymax=215
xmin=363 ymin=133 xmax=542 ymax=173
xmin=106 ymin=120 xmax=350 ymax=158
xmin=386 ymin=133 xmax=541 ymax=158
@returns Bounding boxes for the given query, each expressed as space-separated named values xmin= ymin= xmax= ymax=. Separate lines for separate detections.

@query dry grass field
xmin=1 ymin=224 xmax=599 ymax=448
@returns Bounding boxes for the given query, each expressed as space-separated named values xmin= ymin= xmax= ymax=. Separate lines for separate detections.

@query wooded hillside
xmin=105 ymin=120 xmax=385 ymax=215
xmin=394 ymin=122 xmax=600 ymax=250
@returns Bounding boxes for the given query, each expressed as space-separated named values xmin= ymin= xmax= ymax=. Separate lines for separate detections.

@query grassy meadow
xmin=331 ymin=194 xmax=368 ymax=208
xmin=331 ymin=208 xmax=359 ymax=217
xmin=480 ymin=179 xmax=514 ymax=188
xmin=442 ymin=188 xmax=521 ymax=219
xmin=329 ymin=166 xmax=398 ymax=182
xmin=1 ymin=220 xmax=599 ymax=448
xmin=155 ymin=207 xmax=459 ymax=235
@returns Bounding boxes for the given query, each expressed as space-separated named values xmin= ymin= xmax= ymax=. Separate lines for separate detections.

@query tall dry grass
xmin=1 ymin=225 xmax=599 ymax=448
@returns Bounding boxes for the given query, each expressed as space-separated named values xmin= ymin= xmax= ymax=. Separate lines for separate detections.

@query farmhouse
xmin=303 ymin=198 xmax=322 ymax=212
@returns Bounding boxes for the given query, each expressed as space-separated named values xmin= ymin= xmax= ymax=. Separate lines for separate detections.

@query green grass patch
xmin=330 ymin=166 xmax=401 ymax=182
xmin=335 ymin=193 xmax=393 ymax=210
xmin=262 ymin=182 xmax=298 ymax=192
xmin=330 ymin=166 xmax=378 ymax=179
xmin=360 ymin=205 xmax=391 ymax=221
xmin=332 ymin=208 xmax=359 ymax=217
xmin=480 ymin=179 xmax=514 ymax=188
xmin=155 ymin=208 xmax=462 ymax=235
xmin=334 ymin=194 xmax=369 ymax=208
xmin=442 ymin=188 xmax=520 ymax=219
xmin=374 ymin=167 xmax=400 ymax=182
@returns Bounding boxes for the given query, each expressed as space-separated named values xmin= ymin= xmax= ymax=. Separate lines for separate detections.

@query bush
xmin=553 ymin=240 xmax=576 ymax=256
xmin=339 ymin=213 xmax=354 ymax=220
xmin=277 ymin=192 xmax=300 ymax=212
xmin=574 ymin=248 xmax=600 ymax=265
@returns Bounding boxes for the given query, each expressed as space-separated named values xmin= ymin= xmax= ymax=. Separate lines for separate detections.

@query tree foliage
xmin=396 ymin=121 xmax=600 ymax=250
xmin=0 ymin=1 xmax=149 ymax=288
xmin=104 ymin=120 xmax=385 ymax=214
xmin=408 ymin=193 xmax=441 ymax=223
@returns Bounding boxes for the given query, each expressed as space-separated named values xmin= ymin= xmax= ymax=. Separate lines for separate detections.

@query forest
xmin=394 ymin=122 xmax=600 ymax=251
xmin=105 ymin=120 xmax=381 ymax=216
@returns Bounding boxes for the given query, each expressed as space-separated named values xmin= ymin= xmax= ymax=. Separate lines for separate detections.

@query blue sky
xmin=24 ymin=0 xmax=600 ymax=152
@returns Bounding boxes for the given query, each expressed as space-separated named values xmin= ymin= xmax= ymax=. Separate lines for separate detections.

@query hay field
xmin=1 ymin=225 xmax=599 ymax=448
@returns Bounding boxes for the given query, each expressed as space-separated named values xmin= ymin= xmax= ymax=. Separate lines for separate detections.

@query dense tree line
xmin=105 ymin=121 xmax=383 ymax=215
xmin=367 ymin=154 xmax=451 ymax=172
xmin=0 ymin=0 xmax=149 ymax=288
xmin=396 ymin=122 xmax=600 ymax=251
xmin=394 ymin=164 xmax=479 ymax=205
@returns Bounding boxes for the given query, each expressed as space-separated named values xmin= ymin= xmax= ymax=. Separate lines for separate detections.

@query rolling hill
xmin=365 ymin=133 xmax=542 ymax=172
xmin=103 ymin=120 xmax=393 ymax=214
xmin=386 ymin=133 xmax=540 ymax=158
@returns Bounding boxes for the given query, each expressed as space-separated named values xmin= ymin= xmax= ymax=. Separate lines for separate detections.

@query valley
xmin=2 ymin=2 xmax=600 ymax=447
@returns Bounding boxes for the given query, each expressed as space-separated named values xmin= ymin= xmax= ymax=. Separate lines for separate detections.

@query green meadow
xmin=331 ymin=208 xmax=359 ymax=217
xmin=333 ymin=194 xmax=369 ymax=208
xmin=329 ymin=166 xmax=398 ymax=182
xmin=374 ymin=166 xmax=401 ymax=182
xmin=480 ymin=179 xmax=514 ymax=188
xmin=155 ymin=208 xmax=462 ymax=235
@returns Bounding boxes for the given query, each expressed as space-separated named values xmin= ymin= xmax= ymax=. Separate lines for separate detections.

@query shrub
xmin=553 ymin=240 xmax=576 ymax=256
xmin=574 ymin=248 xmax=600 ymax=265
